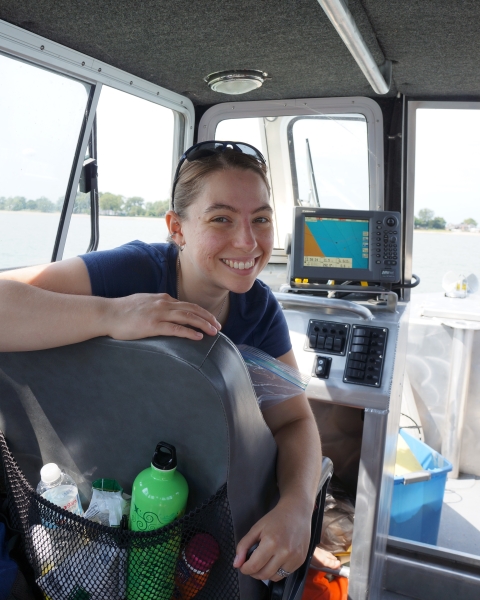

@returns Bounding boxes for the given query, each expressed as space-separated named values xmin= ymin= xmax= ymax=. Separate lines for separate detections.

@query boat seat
xmin=0 ymin=332 xmax=331 ymax=600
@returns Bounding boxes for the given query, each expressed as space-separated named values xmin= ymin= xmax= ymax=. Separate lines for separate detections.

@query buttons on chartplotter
xmin=385 ymin=217 xmax=397 ymax=227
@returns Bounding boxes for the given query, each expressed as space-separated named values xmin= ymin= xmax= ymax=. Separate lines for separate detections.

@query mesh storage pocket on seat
xmin=0 ymin=432 xmax=240 ymax=600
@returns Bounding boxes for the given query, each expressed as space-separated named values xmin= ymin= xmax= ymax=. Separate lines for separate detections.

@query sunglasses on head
xmin=171 ymin=140 xmax=266 ymax=210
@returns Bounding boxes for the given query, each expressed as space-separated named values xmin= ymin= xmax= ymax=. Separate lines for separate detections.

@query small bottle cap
xmin=185 ymin=533 xmax=220 ymax=572
xmin=40 ymin=463 xmax=61 ymax=484
xmin=152 ymin=442 xmax=177 ymax=471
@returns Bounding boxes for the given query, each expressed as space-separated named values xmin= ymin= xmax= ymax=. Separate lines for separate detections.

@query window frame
xmin=198 ymin=97 xmax=384 ymax=255
xmin=0 ymin=20 xmax=194 ymax=262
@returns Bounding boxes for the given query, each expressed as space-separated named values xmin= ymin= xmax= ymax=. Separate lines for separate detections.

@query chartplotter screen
xmin=303 ymin=217 xmax=369 ymax=269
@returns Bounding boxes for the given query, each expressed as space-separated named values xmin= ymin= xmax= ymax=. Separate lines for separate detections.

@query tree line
xmin=414 ymin=208 xmax=477 ymax=230
xmin=0 ymin=193 xmax=170 ymax=218
xmin=414 ymin=209 xmax=446 ymax=229
xmin=97 ymin=193 xmax=170 ymax=217
xmin=0 ymin=196 xmax=63 ymax=213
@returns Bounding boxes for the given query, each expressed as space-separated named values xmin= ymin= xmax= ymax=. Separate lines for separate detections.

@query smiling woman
xmin=0 ymin=141 xmax=327 ymax=583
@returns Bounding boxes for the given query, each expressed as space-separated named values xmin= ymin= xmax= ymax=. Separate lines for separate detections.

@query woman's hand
xmin=106 ymin=293 xmax=222 ymax=341
xmin=311 ymin=547 xmax=342 ymax=571
xmin=233 ymin=498 xmax=312 ymax=581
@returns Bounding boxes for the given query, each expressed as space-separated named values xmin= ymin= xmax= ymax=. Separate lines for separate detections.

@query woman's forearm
xmin=273 ymin=412 xmax=322 ymax=511
xmin=0 ymin=280 xmax=110 ymax=351
xmin=0 ymin=280 xmax=223 ymax=352
xmin=234 ymin=402 xmax=322 ymax=580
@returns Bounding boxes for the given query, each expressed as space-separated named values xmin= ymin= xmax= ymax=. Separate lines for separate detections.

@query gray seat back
xmin=0 ymin=333 xmax=278 ymax=599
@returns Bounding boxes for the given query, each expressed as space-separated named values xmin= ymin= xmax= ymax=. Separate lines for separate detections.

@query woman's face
xmin=173 ymin=168 xmax=274 ymax=295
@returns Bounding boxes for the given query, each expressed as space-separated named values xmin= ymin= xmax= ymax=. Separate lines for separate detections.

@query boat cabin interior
xmin=1 ymin=1 xmax=480 ymax=599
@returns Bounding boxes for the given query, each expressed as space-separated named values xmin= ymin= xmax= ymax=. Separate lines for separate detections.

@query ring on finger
xmin=276 ymin=567 xmax=291 ymax=578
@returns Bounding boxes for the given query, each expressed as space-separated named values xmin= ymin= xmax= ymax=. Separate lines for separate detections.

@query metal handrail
xmin=274 ymin=292 xmax=374 ymax=321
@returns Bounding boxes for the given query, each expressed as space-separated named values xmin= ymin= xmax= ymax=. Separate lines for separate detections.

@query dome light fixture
xmin=204 ymin=70 xmax=268 ymax=95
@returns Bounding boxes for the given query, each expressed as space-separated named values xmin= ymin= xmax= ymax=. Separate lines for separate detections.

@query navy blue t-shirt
xmin=81 ymin=241 xmax=292 ymax=358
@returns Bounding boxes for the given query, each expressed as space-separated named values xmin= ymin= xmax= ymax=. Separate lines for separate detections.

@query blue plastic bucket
xmin=389 ymin=430 xmax=452 ymax=545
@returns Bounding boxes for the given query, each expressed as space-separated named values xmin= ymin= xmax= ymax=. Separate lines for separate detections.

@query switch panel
xmin=305 ymin=321 xmax=349 ymax=356
xmin=312 ymin=355 xmax=332 ymax=379
xmin=343 ymin=325 xmax=388 ymax=387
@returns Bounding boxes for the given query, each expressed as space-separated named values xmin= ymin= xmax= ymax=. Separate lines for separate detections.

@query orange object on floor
xmin=301 ymin=569 xmax=348 ymax=600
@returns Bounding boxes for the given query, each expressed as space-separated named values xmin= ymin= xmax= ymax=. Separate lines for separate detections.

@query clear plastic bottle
xmin=36 ymin=463 xmax=84 ymax=516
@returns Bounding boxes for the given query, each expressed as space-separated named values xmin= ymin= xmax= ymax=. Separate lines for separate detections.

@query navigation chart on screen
xmin=303 ymin=217 xmax=369 ymax=269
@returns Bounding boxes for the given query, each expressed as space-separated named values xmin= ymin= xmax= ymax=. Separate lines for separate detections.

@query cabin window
xmin=408 ymin=104 xmax=480 ymax=295
xmin=0 ymin=52 xmax=91 ymax=268
xmin=63 ymin=85 xmax=175 ymax=256
xmin=289 ymin=115 xmax=369 ymax=210
xmin=397 ymin=101 xmax=480 ymax=560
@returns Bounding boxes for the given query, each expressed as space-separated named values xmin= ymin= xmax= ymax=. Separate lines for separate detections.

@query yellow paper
xmin=394 ymin=434 xmax=422 ymax=476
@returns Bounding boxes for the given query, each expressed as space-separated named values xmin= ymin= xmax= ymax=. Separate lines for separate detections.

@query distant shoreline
xmin=1 ymin=210 xmax=478 ymax=232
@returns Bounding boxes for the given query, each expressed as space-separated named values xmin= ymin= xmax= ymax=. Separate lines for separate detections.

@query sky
xmin=0 ymin=54 xmax=174 ymax=205
xmin=0 ymin=54 xmax=90 ymax=202
xmin=415 ymin=109 xmax=480 ymax=225
xmin=1 ymin=50 xmax=479 ymax=225
xmin=96 ymin=86 xmax=174 ymax=203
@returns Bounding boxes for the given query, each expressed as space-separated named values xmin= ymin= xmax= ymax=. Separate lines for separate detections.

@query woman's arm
xmin=0 ymin=257 xmax=94 ymax=294
xmin=0 ymin=279 xmax=109 ymax=351
xmin=0 ymin=280 xmax=225 ymax=351
xmin=234 ymin=348 xmax=322 ymax=581
xmin=0 ymin=259 xmax=223 ymax=351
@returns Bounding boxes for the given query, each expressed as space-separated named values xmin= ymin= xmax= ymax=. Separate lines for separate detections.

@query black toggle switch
xmin=313 ymin=356 xmax=332 ymax=379
xmin=333 ymin=337 xmax=343 ymax=352
xmin=347 ymin=368 xmax=364 ymax=379
xmin=351 ymin=344 xmax=368 ymax=353
xmin=309 ymin=333 xmax=317 ymax=348
xmin=354 ymin=328 xmax=368 ymax=336
xmin=349 ymin=360 xmax=366 ymax=370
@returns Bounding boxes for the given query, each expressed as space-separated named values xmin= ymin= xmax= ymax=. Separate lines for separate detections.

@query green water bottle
xmin=127 ymin=442 xmax=189 ymax=600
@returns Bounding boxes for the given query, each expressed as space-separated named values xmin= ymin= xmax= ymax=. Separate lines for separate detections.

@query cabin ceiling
xmin=1 ymin=0 xmax=479 ymax=105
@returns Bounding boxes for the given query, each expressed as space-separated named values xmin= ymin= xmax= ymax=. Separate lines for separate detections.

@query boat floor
xmin=438 ymin=472 xmax=480 ymax=555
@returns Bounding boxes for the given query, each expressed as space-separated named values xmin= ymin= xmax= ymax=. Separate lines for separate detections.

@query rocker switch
xmin=313 ymin=356 xmax=332 ymax=379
